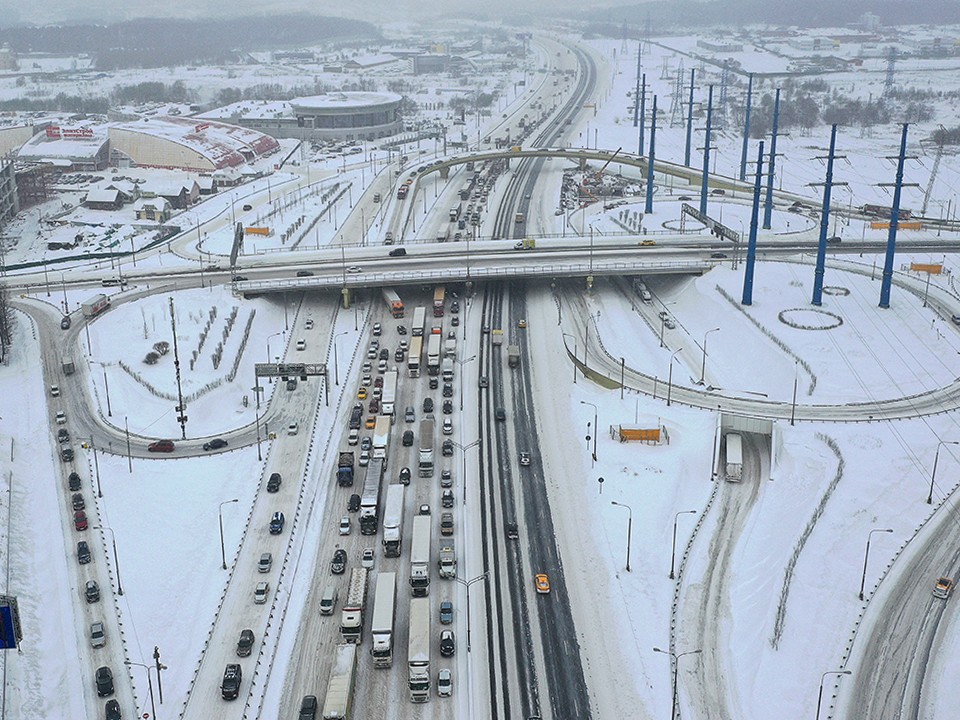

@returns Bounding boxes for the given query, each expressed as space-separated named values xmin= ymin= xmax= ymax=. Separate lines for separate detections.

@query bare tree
xmin=0 ymin=283 xmax=13 ymax=363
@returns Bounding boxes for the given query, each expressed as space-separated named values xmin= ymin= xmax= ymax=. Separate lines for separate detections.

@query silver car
xmin=90 ymin=622 xmax=106 ymax=648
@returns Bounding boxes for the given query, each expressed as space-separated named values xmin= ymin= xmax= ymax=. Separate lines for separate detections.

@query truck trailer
xmin=380 ymin=371 xmax=398 ymax=417
xmin=409 ymin=515 xmax=431 ymax=597
xmin=507 ymin=345 xmax=520 ymax=368
xmin=382 ymin=288 xmax=404 ymax=318
xmin=370 ymin=572 xmax=397 ymax=669
xmin=340 ymin=568 xmax=369 ymax=643
xmin=382 ymin=484 xmax=405 ymax=557
xmin=359 ymin=458 xmax=385 ymax=535
xmin=426 ymin=334 xmax=441 ymax=376
xmin=418 ymin=419 xmax=434 ymax=478
xmin=725 ymin=433 xmax=743 ymax=481
xmin=81 ymin=294 xmax=110 ymax=318
xmin=408 ymin=597 xmax=431 ymax=702
xmin=372 ymin=416 xmax=391 ymax=459
xmin=321 ymin=643 xmax=357 ymax=720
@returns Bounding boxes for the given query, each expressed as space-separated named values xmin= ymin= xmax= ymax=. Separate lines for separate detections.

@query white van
xmin=296 ymin=338 xmax=306 ymax=351
xmin=319 ymin=585 xmax=338 ymax=615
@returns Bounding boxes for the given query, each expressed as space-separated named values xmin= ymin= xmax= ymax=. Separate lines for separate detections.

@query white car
xmin=437 ymin=668 xmax=452 ymax=697
xmin=55 ymin=411 xmax=66 ymax=424
xmin=304 ymin=318 xmax=314 ymax=330
xmin=287 ymin=422 xmax=299 ymax=436
xmin=361 ymin=548 xmax=375 ymax=569
xmin=254 ymin=582 xmax=270 ymax=604
xmin=50 ymin=385 xmax=60 ymax=397
xmin=347 ymin=265 xmax=362 ymax=274
xmin=339 ymin=516 xmax=351 ymax=535
xmin=90 ymin=621 xmax=106 ymax=648
xmin=296 ymin=338 xmax=306 ymax=351
xmin=358 ymin=449 xmax=370 ymax=466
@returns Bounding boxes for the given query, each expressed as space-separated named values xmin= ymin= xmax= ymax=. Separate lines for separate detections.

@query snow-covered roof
xmin=17 ymin=125 xmax=108 ymax=162
xmin=84 ymin=187 xmax=123 ymax=204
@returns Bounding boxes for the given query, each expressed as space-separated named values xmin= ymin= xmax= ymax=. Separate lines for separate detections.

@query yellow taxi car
xmin=518 ymin=319 xmax=527 ymax=329
xmin=534 ymin=573 xmax=550 ymax=594
xmin=364 ymin=416 xmax=377 ymax=429
xmin=357 ymin=387 xmax=368 ymax=400
xmin=933 ymin=576 xmax=954 ymax=599
xmin=640 ymin=239 xmax=657 ymax=246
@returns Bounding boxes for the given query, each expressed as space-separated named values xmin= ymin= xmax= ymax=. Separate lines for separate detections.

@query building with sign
xmin=17 ymin=125 xmax=110 ymax=171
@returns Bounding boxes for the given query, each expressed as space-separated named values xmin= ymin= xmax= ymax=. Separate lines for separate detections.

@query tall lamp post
xmin=453 ymin=572 xmax=488 ymax=652
xmin=667 ymin=349 xmax=682 ymax=407
xmin=610 ymin=501 xmax=633 ymax=571
xmin=451 ymin=439 xmax=481 ymax=506
xmin=266 ymin=331 xmax=285 ymax=384
xmin=927 ymin=439 xmax=959 ymax=504
xmin=859 ymin=527 xmax=893 ymax=600
xmin=333 ymin=331 xmax=349 ymax=386
xmin=670 ymin=510 xmax=697 ymax=579
xmin=95 ymin=525 xmax=123 ymax=596
xmin=457 ymin=355 xmax=476 ymax=411
xmin=816 ymin=670 xmax=852 ymax=720
xmin=653 ymin=646 xmax=702 ymax=720
xmin=580 ymin=400 xmax=598 ymax=465
xmin=698 ymin=327 xmax=720 ymax=385
xmin=562 ymin=333 xmax=578 ymax=384
xmin=219 ymin=498 xmax=239 ymax=570
xmin=125 ymin=660 xmax=160 ymax=720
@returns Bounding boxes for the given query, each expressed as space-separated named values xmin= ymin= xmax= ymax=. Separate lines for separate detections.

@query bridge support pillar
xmin=341 ymin=287 xmax=351 ymax=309
xmin=439 ymin=166 xmax=450 ymax=180
xmin=586 ymin=275 xmax=594 ymax=293
xmin=578 ymin=157 xmax=588 ymax=171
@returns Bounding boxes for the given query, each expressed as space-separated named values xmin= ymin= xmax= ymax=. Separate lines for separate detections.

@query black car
xmin=242 ymin=204 xmax=253 ymax=211
xmin=231 ymin=275 xmax=248 ymax=282
xmin=236 ymin=628 xmax=255 ymax=657
xmin=348 ymin=493 xmax=361 ymax=512
xmin=203 ymin=438 xmax=228 ymax=452
xmin=266 ymin=473 xmax=282 ymax=493
xmin=299 ymin=694 xmax=319 ymax=720
xmin=505 ymin=521 xmax=519 ymax=539
xmin=442 ymin=383 xmax=454 ymax=398
xmin=95 ymin=666 xmax=114 ymax=697
xmin=77 ymin=541 xmax=91 ymax=564
xmin=269 ymin=511 xmax=285 ymax=534
xmin=105 ymin=699 xmax=122 ymax=720
xmin=429 ymin=377 xmax=439 ymax=390
xmin=442 ymin=439 xmax=454 ymax=457
xmin=478 ymin=376 xmax=488 ymax=389
xmin=58 ymin=428 xmax=70 ymax=443
xmin=397 ymin=325 xmax=407 ymax=335
xmin=710 ymin=252 xmax=727 ymax=259
xmin=423 ymin=397 xmax=434 ymax=413
xmin=388 ymin=248 xmax=407 ymax=257
xmin=379 ymin=348 xmax=389 ymax=360
xmin=68 ymin=472 xmax=81 ymax=491
xmin=296 ymin=270 xmax=314 ymax=277
xmin=399 ymin=467 xmax=411 ymax=485
xmin=439 ymin=630 xmax=455 ymax=657
xmin=403 ymin=430 xmax=414 ymax=447
xmin=221 ymin=664 xmax=242 ymax=700
xmin=442 ymin=400 xmax=453 ymax=415
xmin=494 ymin=407 xmax=506 ymax=422
xmin=331 ymin=549 xmax=347 ymax=574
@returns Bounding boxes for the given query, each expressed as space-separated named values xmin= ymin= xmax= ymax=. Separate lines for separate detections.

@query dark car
xmin=388 ymin=248 xmax=407 ymax=257
xmin=68 ymin=472 xmax=81 ymax=491
xmin=506 ymin=521 xmax=519 ymax=539
xmin=242 ymin=204 xmax=253 ymax=211
xmin=77 ymin=541 xmax=91 ymax=564
xmin=442 ymin=383 xmax=453 ymax=398
xmin=236 ymin=629 xmax=255 ymax=657
xmin=202 ymin=438 xmax=228 ymax=452
xmin=442 ymin=400 xmax=453 ymax=415
xmin=429 ymin=377 xmax=439 ymax=390
xmin=710 ymin=252 xmax=727 ymax=259
xmin=439 ymin=601 xmax=454 ymax=624
xmin=299 ymin=694 xmax=319 ymax=720
xmin=495 ymin=407 xmax=506 ymax=422
xmin=296 ymin=270 xmax=314 ymax=277
xmin=61 ymin=315 xmax=72 ymax=330
xmin=348 ymin=493 xmax=361 ymax=512
xmin=331 ymin=549 xmax=347 ymax=574
xmin=74 ymin=510 xmax=88 ymax=531
xmin=439 ymin=630 xmax=455 ymax=657
xmin=231 ymin=275 xmax=248 ymax=282
xmin=148 ymin=439 xmax=175 ymax=453
xmin=105 ymin=699 xmax=122 ymax=720
xmin=397 ymin=324 xmax=407 ymax=335
xmin=267 ymin=473 xmax=282 ymax=493
xmin=71 ymin=493 xmax=85 ymax=511
xmin=221 ymin=664 xmax=242 ymax=700
xmin=58 ymin=428 xmax=69 ymax=443
xmin=269 ymin=511 xmax=285 ymax=534
xmin=423 ymin=397 xmax=434 ymax=413
xmin=95 ymin=666 xmax=114 ymax=697
xmin=479 ymin=376 xmax=488 ymax=389
xmin=85 ymin=580 xmax=100 ymax=603
xmin=442 ymin=439 xmax=454 ymax=457
xmin=403 ymin=430 xmax=414 ymax=447
xmin=826 ymin=236 xmax=842 ymax=244
xmin=394 ymin=349 xmax=404 ymax=362
xmin=399 ymin=467 xmax=411 ymax=485
xmin=286 ymin=378 xmax=298 ymax=391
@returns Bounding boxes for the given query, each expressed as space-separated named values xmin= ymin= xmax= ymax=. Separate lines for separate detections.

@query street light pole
xmin=125 ymin=661 xmax=158 ymax=720
xmin=816 ymin=670 xmax=852 ymax=720
xmin=219 ymin=498 xmax=239 ymax=570
xmin=653 ymin=647 xmax=702 ymax=720
xmin=610 ymin=501 xmax=633 ymax=571
xmin=859 ymin=527 xmax=893 ymax=600
xmin=562 ymin=333 xmax=577 ymax=384
xmin=667 ymin=349 xmax=681 ymax=407
xmin=580 ymin=400 xmax=598 ymax=464
xmin=457 ymin=355 xmax=476 ymax=411
xmin=927 ymin=440 xmax=959 ymax=504
xmin=698 ymin=327 xmax=720 ymax=385
xmin=670 ymin=510 xmax=697 ymax=579
xmin=453 ymin=572 xmax=488 ymax=652
xmin=97 ymin=526 xmax=123 ymax=596
xmin=452 ymin=439 xmax=480 ymax=506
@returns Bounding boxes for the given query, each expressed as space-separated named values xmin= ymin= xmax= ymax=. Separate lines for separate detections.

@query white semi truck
xmin=408 ymin=596 xmax=431 ymax=702
xmin=340 ymin=568 xmax=369 ymax=643
xmin=321 ymin=643 xmax=357 ymax=720
xmin=409 ymin=515 xmax=431 ymax=597
xmin=370 ymin=572 xmax=397 ymax=669
xmin=382 ymin=484 xmax=405 ymax=557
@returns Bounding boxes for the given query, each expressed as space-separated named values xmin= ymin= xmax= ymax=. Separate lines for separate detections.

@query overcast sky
xmin=0 ymin=0 xmax=581 ymax=26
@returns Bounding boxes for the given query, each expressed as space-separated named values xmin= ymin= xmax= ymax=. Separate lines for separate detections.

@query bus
xmin=407 ymin=336 xmax=423 ymax=378
xmin=411 ymin=307 xmax=426 ymax=337
xmin=433 ymin=286 xmax=445 ymax=317
xmin=725 ymin=433 xmax=743 ymax=482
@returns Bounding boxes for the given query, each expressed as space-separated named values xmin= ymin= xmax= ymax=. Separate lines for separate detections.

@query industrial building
xmin=17 ymin=125 xmax=110 ymax=171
